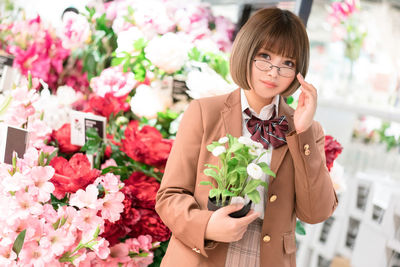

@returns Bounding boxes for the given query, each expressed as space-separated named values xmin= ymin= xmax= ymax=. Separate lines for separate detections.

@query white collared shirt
xmin=240 ymin=89 xmax=280 ymax=219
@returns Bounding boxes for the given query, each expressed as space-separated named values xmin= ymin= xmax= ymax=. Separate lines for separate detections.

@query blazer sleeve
xmin=286 ymin=121 xmax=338 ymax=224
xmin=155 ymin=100 xmax=214 ymax=257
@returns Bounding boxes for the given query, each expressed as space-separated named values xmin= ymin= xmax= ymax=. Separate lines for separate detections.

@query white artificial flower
xmin=116 ymin=27 xmax=145 ymax=56
xmin=56 ymin=86 xmax=80 ymax=107
xmin=238 ymin=136 xmax=253 ymax=146
xmin=130 ymin=83 xmax=172 ymax=118
xmin=145 ymin=32 xmax=190 ymax=74
xmin=329 ymin=162 xmax=346 ymax=193
xmin=247 ymin=163 xmax=263 ymax=179
xmin=212 ymin=146 xmax=226 ymax=157
xmin=186 ymin=62 xmax=236 ymax=99
xmin=218 ymin=136 xmax=229 ymax=144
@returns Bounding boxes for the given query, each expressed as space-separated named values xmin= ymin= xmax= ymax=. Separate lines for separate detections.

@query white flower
xmin=212 ymin=146 xmax=226 ymax=157
xmin=185 ymin=62 xmax=236 ymax=99
xmin=247 ymin=163 xmax=263 ymax=179
xmin=145 ymin=32 xmax=190 ymax=73
xmin=130 ymin=83 xmax=172 ymax=118
xmin=116 ymin=27 xmax=145 ymax=56
xmin=238 ymin=136 xmax=253 ymax=146
xmin=218 ymin=136 xmax=229 ymax=144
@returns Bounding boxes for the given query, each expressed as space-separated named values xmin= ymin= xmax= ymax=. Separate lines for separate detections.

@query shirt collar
xmin=240 ymin=89 xmax=280 ymax=120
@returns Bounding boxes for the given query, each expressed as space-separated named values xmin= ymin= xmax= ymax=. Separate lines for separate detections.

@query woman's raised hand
xmin=293 ymin=73 xmax=318 ymax=134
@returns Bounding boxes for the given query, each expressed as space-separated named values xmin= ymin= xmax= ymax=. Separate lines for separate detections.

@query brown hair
xmin=230 ymin=8 xmax=309 ymax=96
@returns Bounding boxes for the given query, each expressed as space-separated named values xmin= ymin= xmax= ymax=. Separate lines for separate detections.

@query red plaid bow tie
xmin=244 ymin=107 xmax=288 ymax=149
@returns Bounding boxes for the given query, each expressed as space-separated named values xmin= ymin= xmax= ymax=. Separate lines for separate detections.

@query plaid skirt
xmin=224 ymin=217 xmax=263 ymax=267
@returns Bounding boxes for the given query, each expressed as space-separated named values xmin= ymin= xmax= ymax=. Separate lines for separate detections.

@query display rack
xmin=296 ymin=172 xmax=400 ymax=267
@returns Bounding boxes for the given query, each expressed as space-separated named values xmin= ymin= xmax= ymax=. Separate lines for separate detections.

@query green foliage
xmin=200 ymin=134 xmax=274 ymax=205
xmin=81 ymin=128 xmax=106 ymax=170
xmin=295 ymin=220 xmax=306 ymax=235
xmin=188 ymin=47 xmax=230 ymax=81
xmin=376 ymin=122 xmax=400 ymax=151
xmin=12 ymin=229 xmax=26 ymax=258
xmin=149 ymin=240 xmax=169 ymax=267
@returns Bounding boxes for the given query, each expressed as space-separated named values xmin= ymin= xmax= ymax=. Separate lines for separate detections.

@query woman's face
xmin=249 ymin=48 xmax=296 ymax=104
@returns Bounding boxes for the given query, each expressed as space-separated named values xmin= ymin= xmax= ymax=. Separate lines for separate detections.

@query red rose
xmin=325 ymin=135 xmax=343 ymax=171
xmin=124 ymin=172 xmax=160 ymax=209
xmin=122 ymin=121 xmax=173 ymax=168
xmin=101 ymin=218 xmax=131 ymax=246
xmin=51 ymin=123 xmax=81 ymax=154
xmin=50 ymin=153 xmax=101 ymax=199
xmin=130 ymin=209 xmax=171 ymax=242
xmin=85 ymin=92 xmax=130 ymax=119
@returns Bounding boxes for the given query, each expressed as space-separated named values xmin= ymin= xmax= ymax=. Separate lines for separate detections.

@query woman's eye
xmin=259 ymin=53 xmax=270 ymax=60
xmin=284 ymin=61 xmax=295 ymax=68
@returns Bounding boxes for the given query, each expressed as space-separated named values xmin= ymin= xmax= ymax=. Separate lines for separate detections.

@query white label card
xmin=0 ymin=123 xmax=29 ymax=164
xmin=70 ymin=111 xmax=106 ymax=146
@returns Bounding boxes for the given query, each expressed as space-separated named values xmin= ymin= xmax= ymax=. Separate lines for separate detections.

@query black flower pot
xmin=207 ymin=196 xmax=252 ymax=218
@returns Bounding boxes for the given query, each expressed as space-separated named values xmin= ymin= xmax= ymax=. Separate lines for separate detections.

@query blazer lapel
xmin=270 ymin=96 xmax=295 ymax=177
xmin=221 ymin=89 xmax=242 ymax=138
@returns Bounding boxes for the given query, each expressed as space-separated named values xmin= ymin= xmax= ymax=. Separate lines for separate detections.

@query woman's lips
xmin=261 ymin=80 xmax=277 ymax=88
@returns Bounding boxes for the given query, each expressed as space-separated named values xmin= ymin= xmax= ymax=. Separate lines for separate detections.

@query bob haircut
xmin=230 ymin=8 xmax=310 ymax=96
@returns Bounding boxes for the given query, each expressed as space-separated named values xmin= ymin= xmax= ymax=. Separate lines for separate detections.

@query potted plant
xmin=200 ymin=134 xmax=275 ymax=218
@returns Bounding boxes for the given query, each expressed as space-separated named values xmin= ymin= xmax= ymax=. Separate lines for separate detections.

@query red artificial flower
xmin=130 ymin=208 xmax=171 ymax=242
xmin=122 ymin=121 xmax=173 ymax=168
xmin=325 ymin=135 xmax=343 ymax=171
xmin=84 ymin=92 xmax=130 ymax=120
xmin=49 ymin=153 xmax=101 ymax=199
xmin=51 ymin=123 xmax=81 ymax=154
xmin=101 ymin=171 xmax=170 ymax=245
xmin=124 ymin=172 xmax=160 ymax=209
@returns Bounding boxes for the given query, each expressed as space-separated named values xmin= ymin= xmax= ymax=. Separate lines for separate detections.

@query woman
xmin=155 ymin=7 xmax=338 ymax=267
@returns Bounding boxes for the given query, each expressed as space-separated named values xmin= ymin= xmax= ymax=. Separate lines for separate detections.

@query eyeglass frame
xmin=252 ymin=59 xmax=296 ymax=78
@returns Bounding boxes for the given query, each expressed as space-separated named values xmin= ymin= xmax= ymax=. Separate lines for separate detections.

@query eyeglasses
xmin=253 ymin=59 xmax=296 ymax=78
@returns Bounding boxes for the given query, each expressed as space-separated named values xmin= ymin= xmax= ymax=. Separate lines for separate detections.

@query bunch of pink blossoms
xmin=0 ymin=148 xmax=155 ymax=266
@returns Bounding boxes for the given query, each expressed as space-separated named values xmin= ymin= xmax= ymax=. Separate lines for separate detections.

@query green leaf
xmin=222 ymin=189 xmax=235 ymax=197
xmin=246 ymin=190 xmax=261 ymax=204
xmin=12 ymin=229 xmax=26 ymax=257
xmin=199 ymin=181 xmax=213 ymax=186
xmin=209 ymin=188 xmax=221 ymax=199
xmin=296 ymin=220 xmax=306 ymax=235
xmin=204 ymin=168 xmax=219 ymax=180
xmin=258 ymin=162 xmax=276 ymax=177
xmin=243 ymin=179 xmax=268 ymax=195
xmin=229 ymin=143 xmax=243 ymax=153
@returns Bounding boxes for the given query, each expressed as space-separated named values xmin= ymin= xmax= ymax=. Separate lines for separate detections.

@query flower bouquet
xmin=200 ymin=134 xmax=275 ymax=218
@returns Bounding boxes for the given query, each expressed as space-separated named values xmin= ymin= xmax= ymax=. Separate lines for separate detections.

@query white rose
xmin=212 ymin=146 xmax=226 ymax=157
xmin=247 ymin=163 xmax=263 ymax=179
xmin=130 ymin=84 xmax=172 ymax=118
xmin=116 ymin=27 xmax=145 ymax=56
xmin=185 ymin=62 xmax=236 ymax=99
xmin=145 ymin=32 xmax=190 ymax=73
xmin=218 ymin=136 xmax=229 ymax=144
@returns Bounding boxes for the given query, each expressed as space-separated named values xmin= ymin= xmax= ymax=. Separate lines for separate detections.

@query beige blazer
xmin=155 ymin=89 xmax=338 ymax=267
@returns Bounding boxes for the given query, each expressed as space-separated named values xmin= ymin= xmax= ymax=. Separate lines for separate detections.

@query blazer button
xmin=263 ymin=235 xmax=271 ymax=243
xmin=192 ymin=248 xmax=201 ymax=254
xmin=269 ymin=195 xmax=277 ymax=202
xmin=305 ymin=149 xmax=311 ymax=156
xmin=304 ymin=144 xmax=310 ymax=150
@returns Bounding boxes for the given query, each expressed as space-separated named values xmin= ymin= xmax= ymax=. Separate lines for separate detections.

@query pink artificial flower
xmin=56 ymin=205 xmax=79 ymax=232
xmin=0 ymin=240 xmax=17 ymax=266
xmin=59 ymin=11 xmax=90 ymax=49
xmin=89 ymin=66 xmax=137 ymax=98
xmin=18 ymin=241 xmax=55 ymax=266
xmin=14 ymin=191 xmax=43 ymax=219
xmin=2 ymin=171 xmax=32 ymax=193
xmin=29 ymin=166 xmax=55 ymax=202
xmin=101 ymin=158 xmax=118 ymax=171
xmin=40 ymin=204 xmax=59 ymax=224
xmin=18 ymin=147 xmax=39 ymax=170
xmin=69 ymin=184 xmax=99 ymax=209
xmin=41 ymin=227 xmax=75 ymax=256
xmin=73 ymin=208 xmax=104 ymax=233
xmin=92 ymin=238 xmax=111 ymax=259
xmin=27 ymin=119 xmax=52 ymax=149
xmin=98 ymin=172 xmax=121 ymax=193
xmin=100 ymin=191 xmax=125 ymax=222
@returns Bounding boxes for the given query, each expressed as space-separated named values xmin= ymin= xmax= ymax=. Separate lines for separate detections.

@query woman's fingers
xmin=297 ymin=73 xmax=317 ymax=98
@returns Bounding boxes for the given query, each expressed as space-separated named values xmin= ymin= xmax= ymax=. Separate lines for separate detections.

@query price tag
xmin=70 ymin=111 xmax=106 ymax=146
xmin=0 ymin=124 xmax=29 ymax=164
